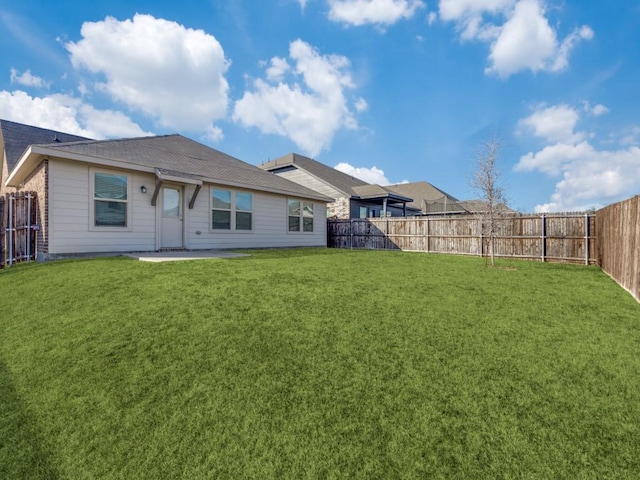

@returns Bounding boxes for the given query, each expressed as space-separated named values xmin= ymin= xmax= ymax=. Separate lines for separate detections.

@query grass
xmin=1 ymin=248 xmax=639 ymax=479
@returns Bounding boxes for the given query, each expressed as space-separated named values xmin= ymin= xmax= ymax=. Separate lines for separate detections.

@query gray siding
xmin=274 ymin=168 xmax=340 ymax=201
xmin=48 ymin=159 xmax=327 ymax=254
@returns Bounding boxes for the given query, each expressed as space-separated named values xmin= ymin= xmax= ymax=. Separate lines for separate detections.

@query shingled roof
xmin=8 ymin=132 xmax=332 ymax=201
xmin=386 ymin=181 xmax=465 ymax=213
xmin=0 ymin=119 xmax=91 ymax=172
xmin=260 ymin=153 xmax=369 ymax=197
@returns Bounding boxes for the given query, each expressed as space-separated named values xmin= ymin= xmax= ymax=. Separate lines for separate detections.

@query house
xmin=385 ymin=181 xmax=468 ymax=215
xmin=1 ymin=120 xmax=333 ymax=260
xmin=457 ymin=199 xmax=516 ymax=215
xmin=259 ymin=153 xmax=415 ymax=219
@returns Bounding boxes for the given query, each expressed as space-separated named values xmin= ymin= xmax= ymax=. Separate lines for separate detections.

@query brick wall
xmin=2 ymin=160 xmax=49 ymax=259
xmin=328 ymin=196 xmax=350 ymax=219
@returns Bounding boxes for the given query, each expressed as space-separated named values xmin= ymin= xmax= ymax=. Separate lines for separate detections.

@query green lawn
xmin=1 ymin=248 xmax=639 ymax=479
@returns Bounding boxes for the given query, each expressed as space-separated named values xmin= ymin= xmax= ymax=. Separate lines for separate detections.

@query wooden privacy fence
xmin=0 ymin=196 xmax=4 ymax=268
xmin=0 ymin=192 xmax=38 ymax=269
xmin=596 ymin=196 xmax=640 ymax=301
xmin=328 ymin=213 xmax=597 ymax=265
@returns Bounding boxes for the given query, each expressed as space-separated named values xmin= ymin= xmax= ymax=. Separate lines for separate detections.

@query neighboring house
xmin=1 ymin=120 xmax=333 ymax=260
xmin=259 ymin=153 xmax=415 ymax=219
xmin=385 ymin=181 xmax=468 ymax=215
xmin=458 ymin=200 xmax=516 ymax=215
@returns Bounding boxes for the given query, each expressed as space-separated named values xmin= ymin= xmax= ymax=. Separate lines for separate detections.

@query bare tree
xmin=470 ymin=137 xmax=508 ymax=267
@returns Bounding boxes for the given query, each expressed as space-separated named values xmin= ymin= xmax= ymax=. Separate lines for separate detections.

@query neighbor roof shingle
xmin=385 ymin=181 xmax=462 ymax=211
xmin=259 ymin=153 xmax=369 ymax=197
xmin=1 ymin=119 xmax=91 ymax=172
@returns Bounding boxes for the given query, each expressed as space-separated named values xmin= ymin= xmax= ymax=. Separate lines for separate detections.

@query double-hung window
xmin=212 ymin=188 xmax=253 ymax=231
xmin=235 ymin=192 xmax=253 ymax=231
xmin=92 ymin=170 xmax=129 ymax=228
xmin=288 ymin=199 xmax=314 ymax=232
xmin=212 ymin=189 xmax=232 ymax=230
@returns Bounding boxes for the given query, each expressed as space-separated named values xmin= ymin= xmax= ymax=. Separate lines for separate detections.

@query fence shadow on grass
xmin=0 ymin=360 xmax=60 ymax=479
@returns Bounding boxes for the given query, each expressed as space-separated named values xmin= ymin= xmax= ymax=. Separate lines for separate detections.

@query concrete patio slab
xmin=125 ymin=251 xmax=249 ymax=262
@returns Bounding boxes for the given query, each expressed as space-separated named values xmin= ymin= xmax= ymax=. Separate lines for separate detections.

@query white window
xmin=90 ymin=169 xmax=131 ymax=230
xmin=288 ymin=199 xmax=314 ymax=232
xmin=211 ymin=188 xmax=253 ymax=231
xmin=235 ymin=192 xmax=253 ymax=231
xmin=212 ymin=189 xmax=231 ymax=230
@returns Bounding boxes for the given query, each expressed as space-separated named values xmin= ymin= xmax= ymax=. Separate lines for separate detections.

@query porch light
xmin=140 ymin=185 xmax=147 ymax=194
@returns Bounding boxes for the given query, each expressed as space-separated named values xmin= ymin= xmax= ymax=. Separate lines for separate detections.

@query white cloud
xmin=582 ymin=102 xmax=609 ymax=117
xmin=66 ymin=14 xmax=230 ymax=136
xmin=9 ymin=68 xmax=50 ymax=88
xmin=530 ymin=145 xmax=640 ymax=212
xmin=618 ymin=126 xmax=640 ymax=146
xmin=516 ymin=140 xmax=592 ymax=177
xmin=439 ymin=0 xmax=513 ymax=39
xmin=427 ymin=11 xmax=438 ymax=25
xmin=517 ymin=104 xmax=583 ymax=144
xmin=334 ymin=162 xmax=390 ymax=184
xmin=439 ymin=0 xmax=514 ymax=21
xmin=0 ymin=90 xmax=152 ymax=139
xmin=233 ymin=39 xmax=364 ymax=157
xmin=439 ymin=0 xmax=593 ymax=78
xmin=328 ymin=0 xmax=425 ymax=27
xmin=486 ymin=0 xmax=557 ymax=77
xmin=298 ymin=0 xmax=308 ymax=11
xmin=354 ymin=97 xmax=368 ymax=112
xmin=514 ymin=103 xmax=640 ymax=212
xmin=266 ymin=57 xmax=291 ymax=81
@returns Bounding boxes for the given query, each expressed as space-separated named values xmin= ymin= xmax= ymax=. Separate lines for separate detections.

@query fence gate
xmin=1 ymin=192 xmax=38 ymax=268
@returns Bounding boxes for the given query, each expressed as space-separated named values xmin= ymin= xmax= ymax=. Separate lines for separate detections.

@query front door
xmin=160 ymin=186 xmax=183 ymax=248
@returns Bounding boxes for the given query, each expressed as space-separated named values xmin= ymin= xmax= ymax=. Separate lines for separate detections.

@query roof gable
xmin=260 ymin=153 xmax=369 ymax=197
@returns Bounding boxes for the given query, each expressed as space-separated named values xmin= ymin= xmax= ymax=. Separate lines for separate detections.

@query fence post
xmin=26 ymin=192 xmax=32 ymax=262
xmin=425 ymin=217 xmax=429 ymax=253
xmin=8 ymin=194 xmax=13 ymax=266
xmin=479 ymin=216 xmax=483 ymax=258
xmin=385 ymin=217 xmax=389 ymax=250
xmin=584 ymin=213 xmax=589 ymax=265
xmin=349 ymin=219 xmax=353 ymax=249
xmin=541 ymin=213 xmax=546 ymax=262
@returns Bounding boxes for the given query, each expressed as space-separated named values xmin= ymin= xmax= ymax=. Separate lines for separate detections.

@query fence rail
xmin=328 ymin=213 xmax=597 ymax=265
xmin=596 ymin=196 xmax=639 ymax=301
xmin=1 ymin=192 xmax=38 ymax=269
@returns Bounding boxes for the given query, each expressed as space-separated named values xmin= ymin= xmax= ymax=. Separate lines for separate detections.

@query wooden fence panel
xmin=2 ymin=192 xmax=38 ymax=267
xmin=0 ymin=196 xmax=5 ymax=269
xmin=327 ymin=213 xmax=597 ymax=265
xmin=596 ymin=196 xmax=639 ymax=301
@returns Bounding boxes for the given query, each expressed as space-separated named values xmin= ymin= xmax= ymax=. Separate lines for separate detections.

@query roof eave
xmin=6 ymin=145 xmax=334 ymax=203
xmin=199 ymin=174 xmax=334 ymax=202
xmin=355 ymin=193 xmax=413 ymax=203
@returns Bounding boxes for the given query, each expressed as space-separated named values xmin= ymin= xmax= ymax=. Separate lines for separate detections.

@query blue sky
xmin=1 ymin=0 xmax=639 ymax=212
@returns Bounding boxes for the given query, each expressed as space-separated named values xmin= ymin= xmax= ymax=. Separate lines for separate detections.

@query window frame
xmin=210 ymin=187 xmax=254 ymax=233
xmin=211 ymin=188 xmax=232 ymax=231
xmin=287 ymin=198 xmax=315 ymax=233
xmin=235 ymin=191 xmax=253 ymax=231
xmin=89 ymin=168 xmax=132 ymax=232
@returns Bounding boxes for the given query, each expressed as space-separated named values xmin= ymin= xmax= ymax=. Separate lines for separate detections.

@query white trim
xmin=286 ymin=197 xmax=315 ymax=234
xmin=160 ymin=184 xmax=185 ymax=249
xmin=156 ymin=169 xmax=203 ymax=185
xmin=209 ymin=186 xmax=254 ymax=233
xmin=89 ymin=167 xmax=133 ymax=232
